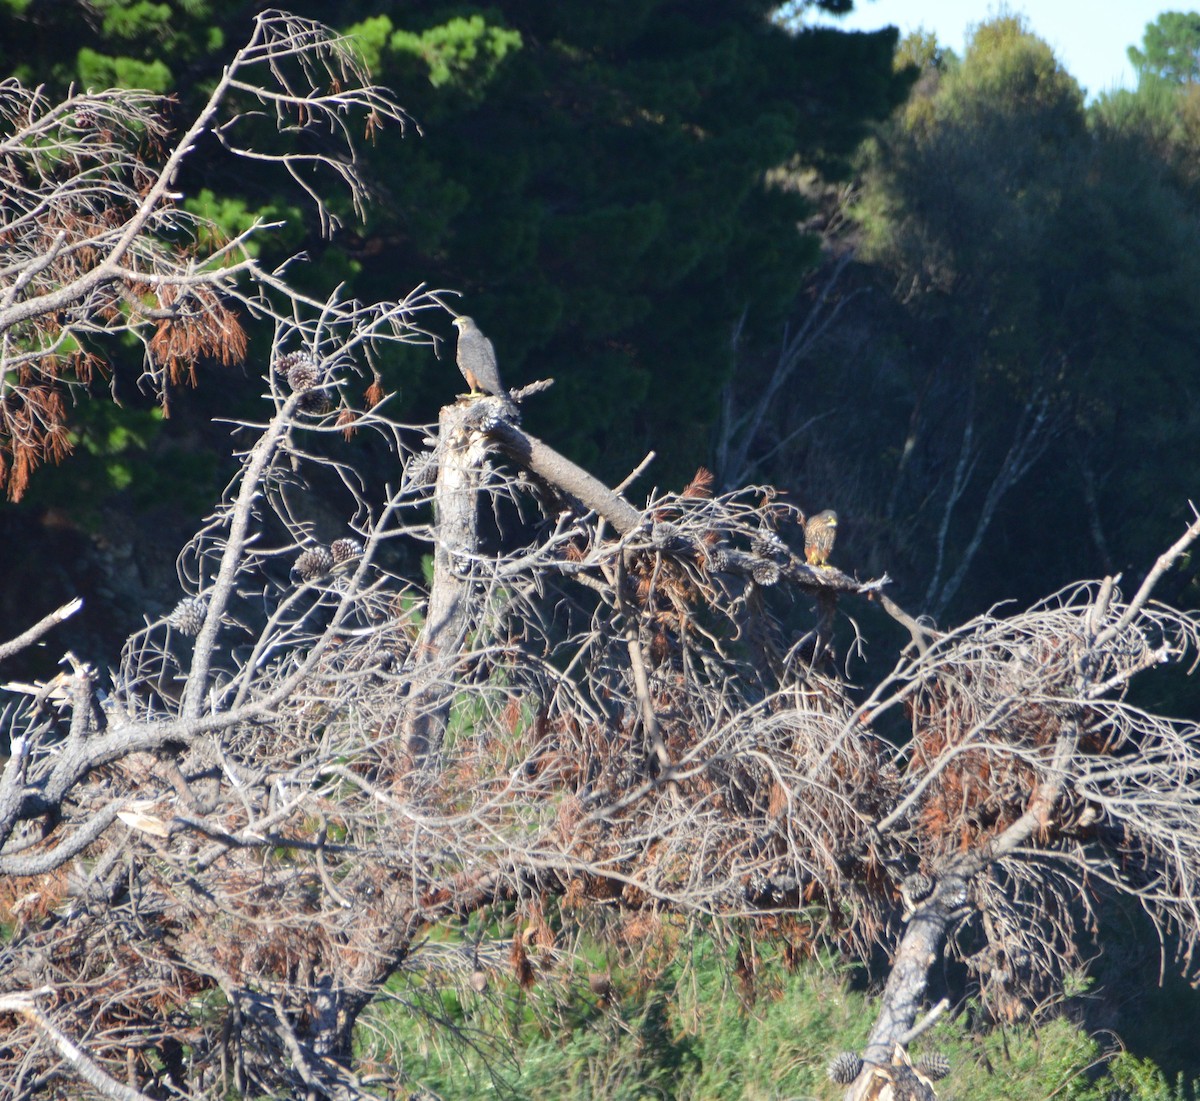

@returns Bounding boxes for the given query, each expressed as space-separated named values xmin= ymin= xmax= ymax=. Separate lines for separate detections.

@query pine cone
xmin=751 ymin=529 xmax=787 ymax=560
xmin=827 ymin=1051 xmax=864 ymax=1085
xmin=916 ymin=1052 xmax=951 ymax=1081
xmin=292 ymin=545 xmax=334 ymax=583
xmin=277 ymin=352 xmax=332 ymax=413
xmin=405 ymin=451 xmax=437 ymax=488
xmin=299 ymin=389 xmax=334 ymax=414
xmin=651 ymin=521 xmax=685 ymax=552
xmin=167 ymin=595 xmax=208 ymax=637
xmin=902 ymin=871 xmax=934 ymax=903
xmin=277 ymin=351 xmax=318 ymax=390
xmin=751 ymin=559 xmax=780 ymax=586
xmin=330 ymin=537 xmax=363 ymax=566
xmin=705 ymin=547 xmax=730 ymax=574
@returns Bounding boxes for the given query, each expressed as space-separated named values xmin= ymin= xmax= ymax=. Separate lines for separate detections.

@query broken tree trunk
xmin=402 ymin=399 xmax=485 ymax=765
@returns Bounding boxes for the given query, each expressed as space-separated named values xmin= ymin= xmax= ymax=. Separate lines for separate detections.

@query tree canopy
xmin=733 ymin=14 xmax=1200 ymax=621
xmin=1129 ymin=10 xmax=1200 ymax=86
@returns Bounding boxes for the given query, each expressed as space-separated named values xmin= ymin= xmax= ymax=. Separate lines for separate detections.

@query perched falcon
xmin=804 ymin=509 xmax=838 ymax=568
xmin=452 ymin=315 xmax=504 ymax=396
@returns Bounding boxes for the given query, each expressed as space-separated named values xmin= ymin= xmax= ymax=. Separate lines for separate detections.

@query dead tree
xmin=841 ymin=521 xmax=1200 ymax=1089
xmin=3 ymin=17 xmax=1200 ymax=1101
xmin=0 ymin=340 xmax=889 ymax=1099
xmin=7 ymin=306 xmax=1198 ymax=1098
xmin=0 ymin=49 xmax=890 ymax=1082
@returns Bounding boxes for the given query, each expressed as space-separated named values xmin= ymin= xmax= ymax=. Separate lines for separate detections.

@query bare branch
xmin=0 ymin=597 xmax=81 ymax=663
xmin=717 ymin=250 xmax=860 ymax=488
xmin=0 ymin=10 xmax=413 ymax=500
xmin=1094 ymin=505 xmax=1200 ymax=649
xmin=0 ymin=991 xmax=158 ymax=1101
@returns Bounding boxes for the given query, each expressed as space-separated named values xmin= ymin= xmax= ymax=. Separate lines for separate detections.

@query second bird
xmin=804 ymin=510 xmax=838 ymax=568
xmin=452 ymin=315 xmax=505 ymax=396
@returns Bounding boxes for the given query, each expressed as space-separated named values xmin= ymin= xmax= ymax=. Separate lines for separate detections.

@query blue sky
xmin=807 ymin=1 xmax=1174 ymax=101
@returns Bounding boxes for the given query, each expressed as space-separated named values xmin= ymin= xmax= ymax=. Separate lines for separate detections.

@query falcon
xmin=804 ymin=509 xmax=838 ymax=568
xmin=451 ymin=315 xmax=504 ymax=396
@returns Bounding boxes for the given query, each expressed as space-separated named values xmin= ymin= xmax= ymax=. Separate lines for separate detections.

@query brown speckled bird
xmin=452 ymin=315 xmax=504 ymax=396
xmin=804 ymin=509 xmax=838 ymax=568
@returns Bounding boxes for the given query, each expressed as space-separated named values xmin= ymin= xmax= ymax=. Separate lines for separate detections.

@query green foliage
xmin=663 ymin=944 xmax=868 ymax=1101
xmin=91 ymin=0 xmax=173 ymax=41
xmin=921 ymin=1011 xmax=1189 ymax=1101
xmin=1091 ymin=70 xmax=1200 ymax=202
xmin=336 ymin=2 xmax=909 ymax=482
xmin=182 ymin=189 xmax=305 ymax=257
xmin=922 ymin=1014 xmax=1103 ymax=1100
xmin=0 ymin=0 xmax=218 ymax=87
xmin=1129 ymin=11 xmax=1200 ymax=87
xmin=360 ymin=937 xmax=868 ymax=1100
xmin=859 ymin=16 xmax=1087 ymax=336
xmin=0 ymin=1 xmax=910 ymax=499
xmin=343 ymin=13 xmax=392 ymax=73
xmin=1091 ymin=81 xmax=1181 ymax=143
xmin=946 ymin=15 xmax=1084 ymax=124
xmin=358 ymin=934 xmax=1197 ymax=1101
xmin=391 ymin=15 xmax=523 ymax=93
xmin=1102 ymin=1054 xmax=1194 ymax=1101
xmin=846 ymin=14 xmax=1200 ymax=614
xmin=76 ymin=46 xmax=171 ymax=92
xmin=349 ymin=12 xmax=522 ymax=96
xmin=894 ymin=29 xmax=956 ymax=75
